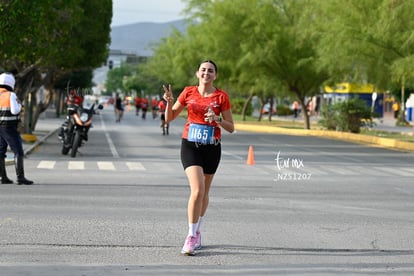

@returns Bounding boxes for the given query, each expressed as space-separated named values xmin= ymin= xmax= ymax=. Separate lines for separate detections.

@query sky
xmin=111 ymin=0 xmax=187 ymax=26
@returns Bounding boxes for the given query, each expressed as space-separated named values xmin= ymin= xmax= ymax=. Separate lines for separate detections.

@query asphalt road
xmin=0 ymin=107 xmax=413 ymax=275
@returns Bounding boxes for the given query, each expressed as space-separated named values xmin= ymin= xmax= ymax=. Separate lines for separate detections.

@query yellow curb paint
xmin=21 ymin=134 xmax=37 ymax=143
xmin=234 ymin=123 xmax=414 ymax=152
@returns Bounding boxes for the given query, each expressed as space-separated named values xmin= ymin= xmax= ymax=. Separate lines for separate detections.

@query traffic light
xmin=108 ymin=60 xmax=113 ymax=69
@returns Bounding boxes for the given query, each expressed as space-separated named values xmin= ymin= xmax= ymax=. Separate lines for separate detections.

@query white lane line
xmin=37 ymin=160 xmax=56 ymax=169
xmin=100 ymin=115 xmax=119 ymax=158
xmin=126 ymin=162 xmax=146 ymax=171
xmin=97 ymin=161 xmax=115 ymax=170
xmin=374 ymin=166 xmax=413 ymax=177
xmin=68 ymin=161 xmax=84 ymax=170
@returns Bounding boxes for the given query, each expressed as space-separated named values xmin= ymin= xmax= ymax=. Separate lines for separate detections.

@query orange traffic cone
xmin=246 ymin=145 xmax=255 ymax=165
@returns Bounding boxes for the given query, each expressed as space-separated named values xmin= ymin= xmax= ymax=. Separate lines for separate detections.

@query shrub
xmin=319 ymin=105 xmax=339 ymax=130
xmin=276 ymin=104 xmax=293 ymax=116
xmin=231 ymin=97 xmax=253 ymax=116
xmin=319 ymin=97 xmax=372 ymax=133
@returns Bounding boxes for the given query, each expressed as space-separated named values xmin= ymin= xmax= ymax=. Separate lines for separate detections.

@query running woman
xmin=158 ymin=98 xmax=169 ymax=135
xmin=163 ymin=60 xmax=234 ymax=255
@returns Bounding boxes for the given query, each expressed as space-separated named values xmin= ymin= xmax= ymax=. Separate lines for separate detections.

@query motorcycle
xmin=61 ymin=103 xmax=103 ymax=157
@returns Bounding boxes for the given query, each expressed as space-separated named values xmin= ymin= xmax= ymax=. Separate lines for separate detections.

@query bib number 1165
xmin=188 ymin=123 xmax=214 ymax=144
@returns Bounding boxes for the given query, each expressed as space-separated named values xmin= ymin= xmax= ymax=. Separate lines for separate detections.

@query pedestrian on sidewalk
xmin=392 ymin=100 xmax=400 ymax=119
xmin=163 ymin=60 xmax=234 ymax=256
xmin=0 ymin=73 xmax=33 ymax=185
xmin=293 ymin=100 xmax=299 ymax=118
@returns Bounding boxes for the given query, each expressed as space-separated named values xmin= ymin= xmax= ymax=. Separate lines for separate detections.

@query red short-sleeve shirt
xmin=178 ymin=86 xmax=231 ymax=140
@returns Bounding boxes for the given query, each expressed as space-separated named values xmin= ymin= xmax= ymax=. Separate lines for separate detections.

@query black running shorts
xmin=180 ymin=138 xmax=221 ymax=174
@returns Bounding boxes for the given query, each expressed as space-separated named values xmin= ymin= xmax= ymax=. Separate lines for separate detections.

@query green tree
xmin=236 ymin=0 xmax=328 ymax=128
xmin=313 ymin=0 xmax=414 ymax=125
xmin=187 ymin=0 xmax=274 ymax=121
xmin=145 ymin=0 xmax=256 ymax=102
xmin=105 ymin=66 xmax=129 ymax=95
xmin=0 ymin=0 xmax=111 ymax=132
xmin=144 ymin=30 xmax=201 ymax=96
xmin=53 ymin=69 xmax=94 ymax=116
xmin=147 ymin=0 xmax=329 ymax=128
xmin=125 ymin=64 xmax=164 ymax=98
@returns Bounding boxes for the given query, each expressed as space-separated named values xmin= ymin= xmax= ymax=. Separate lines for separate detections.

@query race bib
xmin=188 ymin=123 xmax=215 ymax=144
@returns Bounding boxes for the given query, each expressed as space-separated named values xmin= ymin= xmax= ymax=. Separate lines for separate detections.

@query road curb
xmin=235 ymin=123 xmax=414 ymax=152
xmin=25 ymin=128 xmax=60 ymax=156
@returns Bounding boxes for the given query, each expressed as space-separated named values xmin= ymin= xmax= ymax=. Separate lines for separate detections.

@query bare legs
xmin=180 ymin=165 xmax=215 ymax=254
xmin=115 ymin=109 xmax=123 ymax=122
xmin=184 ymin=165 xmax=215 ymax=224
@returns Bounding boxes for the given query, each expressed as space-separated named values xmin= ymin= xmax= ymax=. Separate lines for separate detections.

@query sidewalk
xmin=372 ymin=117 xmax=414 ymax=134
xmin=24 ymin=116 xmax=63 ymax=154
xmin=271 ymin=114 xmax=414 ymax=134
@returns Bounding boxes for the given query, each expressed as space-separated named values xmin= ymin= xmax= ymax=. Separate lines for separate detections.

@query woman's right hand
xmin=163 ymin=84 xmax=174 ymax=103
